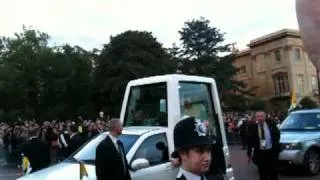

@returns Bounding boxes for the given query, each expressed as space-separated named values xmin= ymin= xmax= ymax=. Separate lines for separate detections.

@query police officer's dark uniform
xmin=172 ymin=117 xmax=213 ymax=180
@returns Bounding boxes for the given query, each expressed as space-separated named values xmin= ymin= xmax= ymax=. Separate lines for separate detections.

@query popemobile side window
xmin=132 ymin=133 xmax=169 ymax=167
xmin=178 ymin=82 xmax=219 ymax=136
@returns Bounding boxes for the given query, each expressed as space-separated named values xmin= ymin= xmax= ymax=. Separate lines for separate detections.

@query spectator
xmin=67 ymin=125 xmax=83 ymax=157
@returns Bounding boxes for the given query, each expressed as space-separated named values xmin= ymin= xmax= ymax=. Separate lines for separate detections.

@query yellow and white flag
xmin=291 ymin=88 xmax=297 ymax=107
xmin=79 ymin=161 xmax=88 ymax=180
xmin=22 ymin=156 xmax=31 ymax=175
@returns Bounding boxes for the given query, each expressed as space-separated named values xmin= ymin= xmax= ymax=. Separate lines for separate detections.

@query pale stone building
xmin=234 ymin=29 xmax=319 ymax=110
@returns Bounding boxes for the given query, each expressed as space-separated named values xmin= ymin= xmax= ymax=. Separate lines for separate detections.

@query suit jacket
xmin=95 ymin=135 xmax=131 ymax=180
xmin=68 ymin=133 xmax=83 ymax=156
xmin=207 ymin=136 xmax=226 ymax=175
xmin=246 ymin=119 xmax=281 ymax=164
xmin=176 ymin=175 xmax=187 ymax=180
xmin=22 ymin=138 xmax=50 ymax=173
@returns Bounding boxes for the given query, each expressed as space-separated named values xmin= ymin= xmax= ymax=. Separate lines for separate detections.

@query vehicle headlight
xmin=282 ymin=142 xmax=302 ymax=150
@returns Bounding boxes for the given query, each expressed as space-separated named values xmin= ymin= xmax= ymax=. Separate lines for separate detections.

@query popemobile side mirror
xmin=131 ymin=158 xmax=150 ymax=171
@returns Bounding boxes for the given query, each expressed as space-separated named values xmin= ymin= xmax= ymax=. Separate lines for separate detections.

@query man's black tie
xmin=201 ymin=175 xmax=205 ymax=180
xmin=117 ymin=140 xmax=126 ymax=174
xmin=259 ymin=124 xmax=265 ymax=140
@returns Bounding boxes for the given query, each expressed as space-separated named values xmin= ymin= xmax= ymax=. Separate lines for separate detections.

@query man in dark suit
xmin=95 ymin=119 xmax=131 ymax=180
xmin=206 ymin=136 xmax=226 ymax=180
xmin=22 ymin=127 xmax=50 ymax=173
xmin=247 ymin=111 xmax=281 ymax=180
xmin=67 ymin=124 xmax=83 ymax=157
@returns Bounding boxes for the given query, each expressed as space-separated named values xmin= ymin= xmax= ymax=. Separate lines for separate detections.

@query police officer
xmin=172 ymin=116 xmax=213 ymax=180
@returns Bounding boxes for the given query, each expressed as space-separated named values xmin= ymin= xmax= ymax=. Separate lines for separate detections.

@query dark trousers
xmin=240 ymin=134 xmax=246 ymax=148
xmin=254 ymin=149 xmax=279 ymax=180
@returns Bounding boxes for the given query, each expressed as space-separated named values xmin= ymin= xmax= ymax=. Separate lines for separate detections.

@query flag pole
xmin=317 ymin=69 xmax=320 ymax=103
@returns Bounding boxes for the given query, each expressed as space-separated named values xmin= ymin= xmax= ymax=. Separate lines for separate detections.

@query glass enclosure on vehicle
xmin=179 ymin=82 xmax=220 ymax=137
xmin=123 ymin=81 xmax=221 ymax=137
xmin=121 ymin=75 xmax=230 ymax=176
xmin=281 ymin=112 xmax=320 ymax=130
xmin=124 ymin=83 xmax=168 ymax=126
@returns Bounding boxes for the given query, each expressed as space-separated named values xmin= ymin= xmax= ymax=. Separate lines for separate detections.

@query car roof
xmin=122 ymin=126 xmax=167 ymax=135
xmin=291 ymin=109 xmax=320 ymax=114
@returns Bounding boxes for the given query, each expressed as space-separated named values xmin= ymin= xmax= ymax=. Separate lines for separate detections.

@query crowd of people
xmin=0 ymin=116 xmax=111 ymax=169
xmin=223 ymin=111 xmax=287 ymax=148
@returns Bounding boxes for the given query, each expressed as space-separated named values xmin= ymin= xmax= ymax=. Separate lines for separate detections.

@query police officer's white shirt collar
xmin=177 ymin=167 xmax=207 ymax=180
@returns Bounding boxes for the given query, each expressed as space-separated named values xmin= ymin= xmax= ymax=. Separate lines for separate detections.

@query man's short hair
xmin=70 ymin=124 xmax=78 ymax=133
xmin=109 ymin=119 xmax=121 ymax=131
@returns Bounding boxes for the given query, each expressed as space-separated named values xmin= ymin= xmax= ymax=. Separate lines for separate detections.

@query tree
xmin=249 ymin=98 xmax=266 ymax=111
xmin=94 ymin=31 xmax=175 ymax=116
xmin=299 ymin=96 xmax=318 ymax=109
xmin=171 ymin=17 xmax=248 ymax=106
xmin=0 ymin=27 xmax=94 ymax=121
xmin=42 ymin=44 xmax=94 ymax=120
xmin=0 ymin=27 xmax=51 ymax=120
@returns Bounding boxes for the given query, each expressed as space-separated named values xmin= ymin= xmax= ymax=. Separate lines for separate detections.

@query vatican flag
xmin=22 ymin=155 xmax=31 ymax=175
xmin=79 ymin=161 xmax=88 ymax=180
xmin=291 ymin=88 xmax=297 ymax=107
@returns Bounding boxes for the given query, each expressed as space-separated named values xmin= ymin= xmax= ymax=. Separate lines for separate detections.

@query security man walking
xmin=247 ymin=111 xmax=281 ymax=180
xmin=172 ymin=116 xmax=213 ymax=180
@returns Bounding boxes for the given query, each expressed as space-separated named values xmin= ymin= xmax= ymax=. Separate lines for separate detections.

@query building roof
xmin=248 ymin=29 xmax=300 ymax=47
xmin=235 ymin=49 xmax=251 ymax=58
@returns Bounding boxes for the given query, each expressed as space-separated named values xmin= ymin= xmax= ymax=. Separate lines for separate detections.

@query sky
xmin=0 ymin=0 xmax=298 ymax=51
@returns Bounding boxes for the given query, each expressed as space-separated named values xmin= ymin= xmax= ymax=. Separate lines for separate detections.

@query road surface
xmin=1 ymin=145 xmax=320 ymax=180
xmin=229 ymin=145 xmax=320 ymax=180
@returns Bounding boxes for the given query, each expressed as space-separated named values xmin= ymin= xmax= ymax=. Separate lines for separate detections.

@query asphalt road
xmin=0 ymin=164 xmax=20 ymax=180
xmin=229 ymin=145 xmax=320 ymax=180
xmin=1 ymin=145 xmax=320 ymax=180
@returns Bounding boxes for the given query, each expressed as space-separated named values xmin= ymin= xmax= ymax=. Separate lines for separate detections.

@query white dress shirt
xmin=108 ymin=134 xmax=120 ymax=152
xmin=177 ymin=168 xmax=207 ymax=180
xmin=109 ymin=134 xmax=127 ymax=173
xmin=263 ymin=122 xmax=273 ymax=150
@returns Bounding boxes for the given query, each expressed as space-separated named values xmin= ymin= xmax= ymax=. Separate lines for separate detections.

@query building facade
xmin=235 ymin=29 xmax=319 ymax=111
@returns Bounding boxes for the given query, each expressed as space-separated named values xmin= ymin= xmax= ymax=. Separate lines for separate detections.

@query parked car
xmin=18 ymin=126 xmax=178 ymax=180
xmin=279 ymin=109 xmax=320 ymax=175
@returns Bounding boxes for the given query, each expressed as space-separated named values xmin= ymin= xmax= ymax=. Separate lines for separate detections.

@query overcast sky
xmin=0 ymin=0 xmax=298 ymax=50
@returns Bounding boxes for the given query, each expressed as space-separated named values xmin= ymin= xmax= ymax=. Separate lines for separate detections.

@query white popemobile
xmin=18 ymin=74 xmax=234 ymax=180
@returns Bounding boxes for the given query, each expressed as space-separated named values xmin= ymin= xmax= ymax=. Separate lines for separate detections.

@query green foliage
xmin=0 ymin=19 xmax=254 ymax=121
xmin=299 ymin=96 xmax=318 ymax=109
xmin=0 ymin=27 xmax=94 ymax=121
xmin=171 ymin=17 xmax=248 ymax=106
xmin=249 ymin=98 xmax=266 ymax=111
xmin=290 ymin=96 xmax=318 ymax=112
xmin=223 ymin=94 xmax=249 ymax=112
xmin=93 ymin=31 xmax=176 ymax=116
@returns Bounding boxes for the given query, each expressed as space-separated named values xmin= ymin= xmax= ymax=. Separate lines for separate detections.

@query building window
xmin=274 ymin=50 xmax=281 ymax=62
xmin=293 ymin=48 xmax=301 ymax=62
xmin=311 ymin=76 xmax=318 ymax=94
xmin=237 ymin=65 xmax=246 ymax=74
xmin=296 ymin=74 xmax=304 ymax=95
xmin=273 ymin=72 xmax=289 ymax=96
xmin=241 ymin=65 xmax=246 ymax=74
